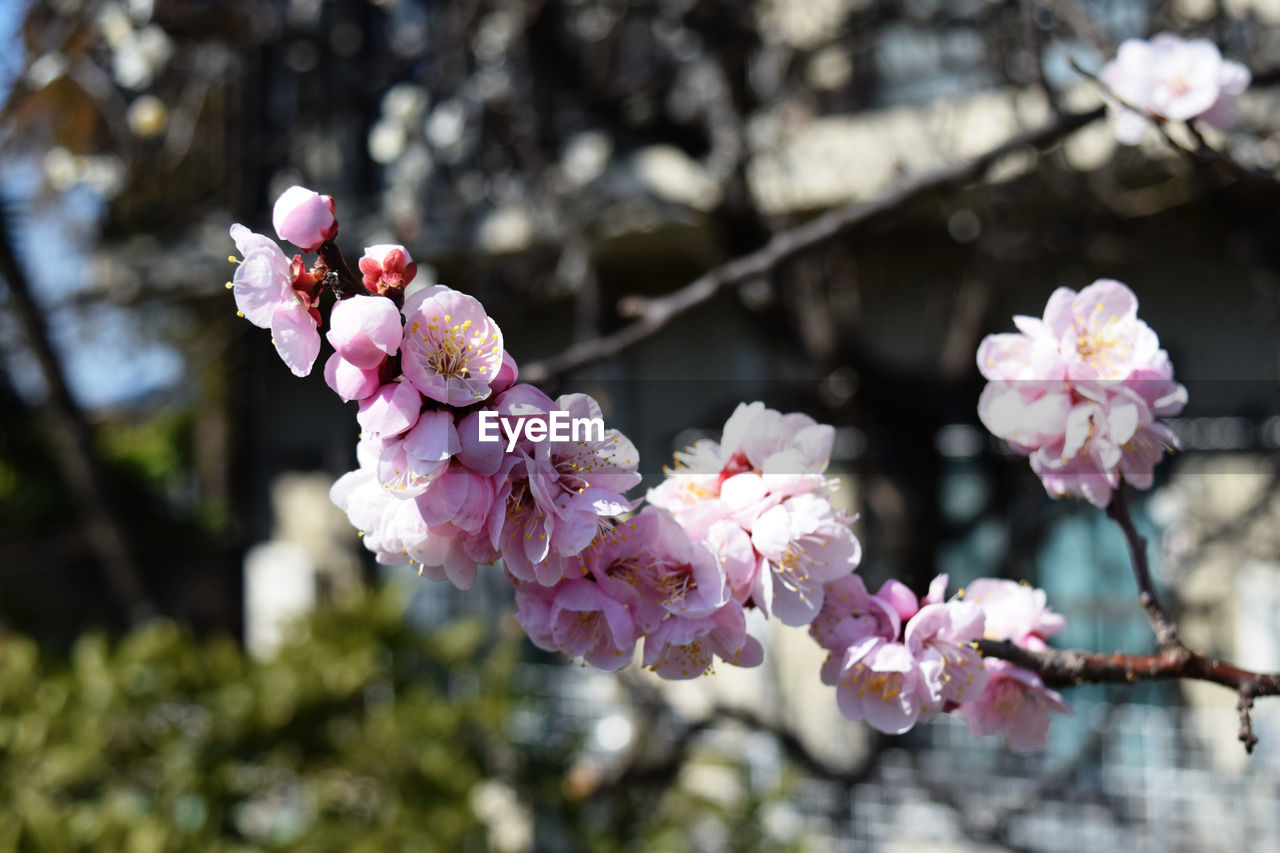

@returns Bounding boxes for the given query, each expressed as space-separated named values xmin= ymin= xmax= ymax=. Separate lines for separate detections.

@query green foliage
xmin=0 ymin=586 xmax=810 ymax=851
xmin=0 ymin=589 xmax=511 ymax=851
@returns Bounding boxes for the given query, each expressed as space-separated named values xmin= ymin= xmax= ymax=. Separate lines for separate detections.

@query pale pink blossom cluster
xmin=228 ymin=187 xmax=1088 ymax=747
xmin=977 ymin=279 xmax=1187 ymax=507
xmin=647 ymin=403 xmax=861 ymax=627
xmin=956 ymin=580 xmax=1072 ymax=753
xmin=1099 ymin=33 xmax=1250 ymax=144
xmin=808 ymin=574 xmax=1070 ymax=750
xmin=231 ymin=188 xmax=835 ymax=681
xmin=512 ymin=402 xmax=867 ymax=679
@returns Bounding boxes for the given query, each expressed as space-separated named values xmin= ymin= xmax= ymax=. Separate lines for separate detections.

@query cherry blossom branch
xmin=976 ymin=640 xmax=1280 ymax=752
xmin=520 ymin=105 xmax=1105 ymax=383
xmin=1070 ymin=59 xmax=1276 ymax=183
xmin=1106 ymin=486 xmax=1181 ymax=651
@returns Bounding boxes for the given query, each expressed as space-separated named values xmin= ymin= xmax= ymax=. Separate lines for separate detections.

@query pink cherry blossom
xmin=272 ymin=185 xmax=338 ymax=251
xmin=958 ymin=658 xmax=1072 ymax=753
xmin=358 ymin=244 xmax=418 ymax=297
xmin=976 ymin=280 xmax=1185 ymax=506
xmin=356 ymin=380 xmax=421 ymax=440
xmin=229 ymin=224 xmax=321 ymax=377
xmin=323 ymin=353 xmax=382 ymax=402
xmin=810 ymin=574 xmax=902 ymax=687
xmin=904 ymin=599 xmax=988 ymax=712
xmin=587 ymin=507 xmax=730 ymax=633
xmin=329 ymin=452 xmax=418 ymax=567
xmin=647 ymin=402 xmax=836 ymax=515
xmin=400 ymin=285 xmax=506 ymax=406
xmin=641 ymin=598 xmax=762 ymax=679
xmin=834 ymin=638 xmax=933 ymax=734
xmin=963 ymin=578 xmax=1066 ymax=645
xmin=750 ymin=492 xmax=862 ymax=626
xmin=330 ymin=428 xmax=505 ymax=587
xmin=516 ymin=578 xmax=638 ymax=671
xmin=500 ymin=388 xmax=641 ymax=584
xmin=375 ymin=409 xmax=459 ymax=497
xmin=1100 ymin=34 xmax=1251 ymax=144
xmin=327 ymin=294 xmax=403 ymax=369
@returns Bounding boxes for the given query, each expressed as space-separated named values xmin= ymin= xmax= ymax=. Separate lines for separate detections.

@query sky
xmin=0 ymin=0 xmax=184 ymax=410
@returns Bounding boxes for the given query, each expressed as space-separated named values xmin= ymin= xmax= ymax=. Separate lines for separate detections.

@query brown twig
xmin=1106 ymin=486 xmax=1180 ymax=651
xmin=979 ymin=487 xmax=1280 ymax=754
xmin=315 ymin=239 xmax=365 ymax=301
xmin=520 ymin=105 xmax=1106 ymax=383
xmin=977 ymin=640 xmax=1280 ymax=752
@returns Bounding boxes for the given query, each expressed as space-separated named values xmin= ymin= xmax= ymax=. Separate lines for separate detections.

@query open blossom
xmin=400 ymin=285 xmax=506 ymax=406
xmin=514 ymin=577 xmax=638 ymax=671
xmin=963 ymin=578 xmax=1065 ymax=646
xmin=642 ymin=599 xmax=763 ymax=679
xmin=820 ymin=574 xmax=985 ymax=733
xmin=359 ymin=244 xmax=418 ymax=297
xmin=1100 ymin=34 xmax=1250 ymax=144
xmin=228 ymin=224 xmax=321 ymax=377
xmin=751 ymin=492 xmax=862 ymax=626
xmin=957 ymin=579 xmax=1072 ymax=752
xmin=904 ymin=599 xmax=988 ymax=711
xmin=499 ymin=388 xmax=641 ymax=584
xmin=810 ymin=575 xmax=901 ymax=662
xmin=588 ymin=507 xmax=730 ymax=632
xmin=958 ymin=659 xmax=1072 ymax=753
xmin=648 ymin=402 xmax=835 ymax=514
xmin=272 ymin=185 xmax=338 ymax=250
xmin=647 ymin=403 xmax=859 ymax=628
xmin=977 ymin=280 xmax=1185 ymax=507
xmin=835 ymin=638 xmax=934 ymax=734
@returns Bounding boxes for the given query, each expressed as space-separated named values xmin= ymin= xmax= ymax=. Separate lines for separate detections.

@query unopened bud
xmin=272 ymin=185 xmax=338 ymax=251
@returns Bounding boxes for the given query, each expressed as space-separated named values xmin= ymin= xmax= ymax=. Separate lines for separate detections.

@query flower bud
xmin=327 ymin=294 xmax=403 ymax=369
xmin=358 ymin=244 xmax=418 ymax=297
xmin=324 ymin=353 xmax=381 ymax=402
xmin=272 ymin=185 xmax=338 ymax=251
xmin=491 ymin=351 xmax=518 ymax=394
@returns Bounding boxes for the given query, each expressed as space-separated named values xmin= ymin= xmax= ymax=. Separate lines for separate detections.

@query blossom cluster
xmin=230 ymin=188 xmax=848 ymax=681
xmin=228 ymin=186 xmax=1113 ymax=750
xmin=977 ymin=279 xmax=1187 ymax=507
xmin=808 ymin=573 xmax=1070 ymax=751
xmin=1100 ymin=33 xmax=1250 ymax=144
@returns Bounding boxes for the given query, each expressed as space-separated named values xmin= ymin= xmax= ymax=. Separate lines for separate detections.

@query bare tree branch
xmin=976 ymin=639 xmax=1280 ymax=752
xmin=1071 ymin=58 xmax=1278 ymax=183
xmin=1107 ymin=485 xmax=1181 ymax=651
xmin=0 ymin=201 xmax=156 ymax=626
xmin=521 ymin=105 xmax=1106 ymax=384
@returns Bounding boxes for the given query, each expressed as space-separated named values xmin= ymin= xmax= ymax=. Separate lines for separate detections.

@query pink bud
xmin=357 ymin=381 xmax=421 ymax=439
xmin=876 ymin=579 xmax=920 ymax=623
xmin=324 ymin=353 xmax=381 ymax=402
xmin=491 ymin=351 xmax=518 ymax=393
xmin=272 ymin=185 xmax=338 ymax=251
xmin=327 ymin=294 xmax=403 ymax=369
xmin=358 ymin=244 xmax=418 ymax=296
